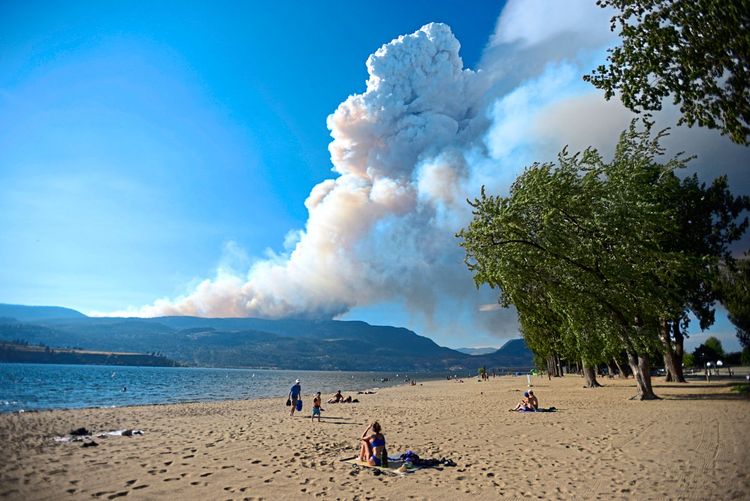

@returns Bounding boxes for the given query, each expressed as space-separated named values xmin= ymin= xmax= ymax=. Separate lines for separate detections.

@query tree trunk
xmin=606 ymin=362 xmax=616 ymax=378
xmin=626 ymin=351 xmax=658 ymax=400
xmin=613 ymin=357 xmax=627 ymax=378
xmin=582 ymin=360 xmax=602 ymax=388
xmin=660 ymin=319 xmax=682 ymax=383
xmin=546 ymin=355 xmax=562 ymax=378
xmin=671 ymin=321 xmax=686 ymax=382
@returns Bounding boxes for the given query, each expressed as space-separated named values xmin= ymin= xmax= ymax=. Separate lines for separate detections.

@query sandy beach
xmin=1 ymin=374 xmax=748 ymax=500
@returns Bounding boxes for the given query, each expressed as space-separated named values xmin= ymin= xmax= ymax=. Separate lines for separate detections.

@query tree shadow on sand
xmin=653 ymin=382 xmax=738 ymax=390
xmin=658 ymin=393 xmax=748 ymax=401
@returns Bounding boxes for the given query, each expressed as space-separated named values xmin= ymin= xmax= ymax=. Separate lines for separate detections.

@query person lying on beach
xmin=328 ymin=390 xmax=344 ymax=403
xmin=359 ymin=421 xmax=386 ymax=466
xmin=510 ymin=391 xmax=536 ymax=411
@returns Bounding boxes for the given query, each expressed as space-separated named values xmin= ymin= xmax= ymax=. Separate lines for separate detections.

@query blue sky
xmin=1 ymin=1 xmax=746 ymax=352
xmin=0 ymin=1 xmax=501 ymax=309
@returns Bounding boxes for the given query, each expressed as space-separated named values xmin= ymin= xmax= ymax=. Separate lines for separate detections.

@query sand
xmin=0 ymin=374 xmax=748 ymax=500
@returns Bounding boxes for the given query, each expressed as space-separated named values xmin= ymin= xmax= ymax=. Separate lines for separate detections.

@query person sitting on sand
xmin=359 ymin=421 xmax=386 ymax=466
xmin=527 ymin=390 xmax=538 ymax=410
xmin=328 ymin=390 xmax=344 ymax=404
xmin=510 ymin=391 xmax=536 ymax=411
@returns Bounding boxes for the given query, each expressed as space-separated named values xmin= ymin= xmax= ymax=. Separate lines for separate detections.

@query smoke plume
xmin=116 ymin=1 xmax=750 ymax=344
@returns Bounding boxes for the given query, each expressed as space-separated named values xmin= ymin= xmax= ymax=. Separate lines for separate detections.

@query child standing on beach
xmin=312 ymin=392 xmax=322 ymax=422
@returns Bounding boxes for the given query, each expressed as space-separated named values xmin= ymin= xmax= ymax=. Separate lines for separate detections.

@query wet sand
xmin=1 ymin=374 xmax=748 ymax=500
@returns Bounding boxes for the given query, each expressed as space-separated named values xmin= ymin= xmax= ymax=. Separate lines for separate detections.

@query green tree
xmin=704 ymin=336 xmax=725 ymax=358
xmin=459 ymin=122 xmax=695 ymax=399
xmin=716 ymin=255 xmax=750 ymax=349
xmin=585 ymin=0 xmax=750 ymax=145
xmin=657 ymin=175 xmax=749 ymax=382
xmin=682 ymin=352 xmax=695 ymax=368
xmin=693 ymin=336 xmax=725 ymax=365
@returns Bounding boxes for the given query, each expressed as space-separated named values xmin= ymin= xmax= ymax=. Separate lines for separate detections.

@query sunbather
xmin=328 ymin=390 xmax=344 ymax=403
xmin=527 ymin=390 xmax=539 ymax=410
xmin=359 ymin=421 xmax=386 ymax=466
xmin=510 ymin=391 xmax=536 ymax=411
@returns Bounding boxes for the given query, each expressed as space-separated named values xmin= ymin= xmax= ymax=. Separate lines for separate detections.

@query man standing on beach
xmin=288 ymin=379 xmax=301 ymax=416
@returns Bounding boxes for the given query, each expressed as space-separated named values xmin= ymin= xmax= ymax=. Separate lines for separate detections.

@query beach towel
xmin=517 ymin=407 xmax=556 ymax=413
xmin=341 ymin=453 xmax=455 ymax=473
xmin=341 ymin=455 xmax=419 ymax=474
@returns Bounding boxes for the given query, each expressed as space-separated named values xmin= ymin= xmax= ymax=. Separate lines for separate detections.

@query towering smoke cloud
xmin=134 ymin=23 xmax=494 ymax=325
xmin=122 ymin=1 xmax=750 ymax=344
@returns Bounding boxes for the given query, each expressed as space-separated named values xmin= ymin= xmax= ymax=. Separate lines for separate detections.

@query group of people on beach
xmin=288 ymin=377 xmax=542 ymax=471
xmin=286 ymin=380 xmax=359 ymax=422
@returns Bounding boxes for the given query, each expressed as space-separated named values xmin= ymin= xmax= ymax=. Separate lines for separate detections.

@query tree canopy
xmin=716 ymin=254 xmax=750 ymax=348
xmin=458 ymin=121 xmax=748 ymax=399
xmin=585 ymin=0 xmax=750 ymax=145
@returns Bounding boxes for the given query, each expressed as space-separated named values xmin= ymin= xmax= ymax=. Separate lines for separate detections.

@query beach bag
xmin=296 ymin=399 xmax=303 ymax=411
xmin=286 ymin=398 xmax=291 ymax=407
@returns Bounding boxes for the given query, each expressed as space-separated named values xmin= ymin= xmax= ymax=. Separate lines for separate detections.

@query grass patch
xmin=730 ymin=383 xmax=750 ymax=396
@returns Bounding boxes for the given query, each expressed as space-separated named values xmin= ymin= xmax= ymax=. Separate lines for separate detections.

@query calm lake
xmin=0 ymin=363 xmax=443 ymax=412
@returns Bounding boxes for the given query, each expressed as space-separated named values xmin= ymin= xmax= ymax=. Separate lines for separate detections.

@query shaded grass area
xmin=730 ymin=383 xmax=750 ymax=396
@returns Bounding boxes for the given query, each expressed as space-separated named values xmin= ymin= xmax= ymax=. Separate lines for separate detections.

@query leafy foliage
xmin=716 ymin=255 xmax=750 ymax=348
xmin=692 ymin=336 xmax=725 ymax=365
xmin=458 ymin=121 xmax=748 ymax=397
xmin=585 ymin=0 xmax=750 ymax=144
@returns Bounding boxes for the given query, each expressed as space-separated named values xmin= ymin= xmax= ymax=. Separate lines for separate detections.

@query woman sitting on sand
xmin=359 ymin=421 xmax=386 ymax=466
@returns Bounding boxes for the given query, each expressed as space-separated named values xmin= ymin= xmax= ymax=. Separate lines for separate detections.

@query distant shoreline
xmin=0 ymin=342 xmax=181 ymax=367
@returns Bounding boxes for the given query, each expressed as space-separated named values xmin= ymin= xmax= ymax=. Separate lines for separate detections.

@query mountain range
xmin=0 ymin=304 xmax=533 ymax=372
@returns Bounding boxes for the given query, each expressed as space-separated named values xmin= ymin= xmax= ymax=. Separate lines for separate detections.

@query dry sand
xmin=0 ymin=374 xmax=748 ymax=500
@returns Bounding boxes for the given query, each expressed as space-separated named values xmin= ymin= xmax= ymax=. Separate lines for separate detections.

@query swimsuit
xmin=312 ymin=407 xmax=321 ymax=416
xmin=369 ymin=436 xmax=385 ymax=465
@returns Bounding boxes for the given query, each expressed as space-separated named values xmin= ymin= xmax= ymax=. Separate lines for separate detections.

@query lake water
xmin=0 ymin=363 xmax=443 ymax=413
